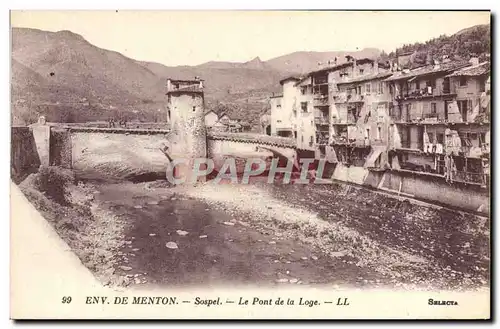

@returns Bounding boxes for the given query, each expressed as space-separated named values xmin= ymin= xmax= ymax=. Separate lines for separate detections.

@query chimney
xmin=469 ymin=57 xmax=479 ymax=66
xmin=166 ymin=79 xmax=172 ymax=91
xmin=374 ymin=60 xmax=379 ymax=74
xmin=425 ymin=53 xmax=432 ymax=65
xmin=433 ymin=59 xmax=440 ymax=70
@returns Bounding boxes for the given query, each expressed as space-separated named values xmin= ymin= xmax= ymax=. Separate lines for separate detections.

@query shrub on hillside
xmin=30 ymin=166 xmax=75 ymax=205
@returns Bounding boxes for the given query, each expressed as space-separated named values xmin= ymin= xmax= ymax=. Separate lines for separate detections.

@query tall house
xmin=269 ymin=55 xmax=490 ymax=190
xmin=330 ymin=58 xmax=393 ymax=169
xmin=166 ymin=78 xmax=207 ymax=162
xmin=272 ymin=57 xmax=393 ymax=165
xmin=270 ymin=76 xmax=301 ymax=138
xmin=385 ymin=58 xmax=490 ymax=187
xmin=295 ymin=75 xmax=315 ymax=151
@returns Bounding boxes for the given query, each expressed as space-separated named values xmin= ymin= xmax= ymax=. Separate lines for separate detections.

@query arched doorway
xmin=265 ymin=125 xmax=271 ymax=136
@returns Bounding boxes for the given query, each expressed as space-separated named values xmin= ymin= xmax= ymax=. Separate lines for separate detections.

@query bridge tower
xmin=166 ymin=78 xmax=207 ymax=184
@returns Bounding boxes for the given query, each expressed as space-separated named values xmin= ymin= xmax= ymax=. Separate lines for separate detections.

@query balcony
xmin=316 ymin=134 xmax=329 ymax=146
xmin=313 ymin=78 xmax=328 ymax=85
xmin=313 ymin=95 xmax=329 ymax=107
xmin=395 ymin=87 xmax=457 ymax=101
xmin=331 ymin=116 xmax=356 ymax=125
xmin=347 ymin=94 xmax=365 ymax=103
xmin=459 ymin=145 xmax=489 ymax=158
xmin=314 ymin=116 xmax=329 ymax=125
xmin=333 ymin=92 xmax=348 ymax=103
xmin=451 ymin=171 xmax=486 ymax=185
xmin=331 ymin=135 xmax=349 ymax=145
xmin=421 ymin=113 xmax=440 ymax=123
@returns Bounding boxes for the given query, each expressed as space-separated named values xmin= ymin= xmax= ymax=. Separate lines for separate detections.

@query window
xmin=458 ymin=100 xmax=468 ymax=121
xmin=479 ymin=78 xmax=486 ymax=92
xmin=405 ymin=103 xmax=411 ymax=121
xmin=192 ymin=106 xmax=196 ymax=112
xmin=309 ymin=136 xmax=314 ymax=146
xmin=300 ymin=87 xmax=307 ymax=95
xmin=480 ymin=132 xmax=486 ymax=146
xmin=459 ymin=76 xmax=467 ymax=87
xmin=277 ymin=120 xmax=282 ymax=123
xmin=431 ymin=103 xmax=437 ymax=114
xmin=359 ymin=69 xmax=364 ymax=75
xmin=365 ymin=128 xmax=370 ymax=139
xmin=436 ymin=133 xmax=444 ymax=144
xmin=365 ymin=83 xmax=371 ymax=94
xmin=301 ymin=135 xmax=304 ymax=143
xmin=340 ymin=70 xmax=349 ymax=77
xmin=378 ymin=82 xmax=384 ymax=94
xmin=459 ymin=133 xmax=472 ymax=147
xmin=357 ymin=86 xmax=362 ymax=94
xmin=301 ymin=102 xmax=308 ymax=112
xmin=376 ymin=127 xmax=381 ymax=140
xmin=427 ymin=132 xmax=434 ymax=143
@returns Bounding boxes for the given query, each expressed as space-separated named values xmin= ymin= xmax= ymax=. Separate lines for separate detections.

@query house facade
xmin=269 ymin=76 xmax=301 ymax=138
xmin=204 ymin=110 xmax=250 ymax=133
xmin=204 ymin=110 xmax=219 ymax=127
xmin=270 ymin=56 xmax=491 ymax=189
xmin=386 ymin=58 xmax=490 ymax=187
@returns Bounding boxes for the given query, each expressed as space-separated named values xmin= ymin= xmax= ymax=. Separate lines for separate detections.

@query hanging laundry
xmin=447 ymin=101 xmax=463 ymax=123
xmin=468 ymin=100 xmax=480 ymax=122
xmin=445 ymin=129 xmax=461 ymax=155
xmin=480 ymin=92 xmax=489 ymax=109
xmin=435 ymin=143 xmax=444 ymax=154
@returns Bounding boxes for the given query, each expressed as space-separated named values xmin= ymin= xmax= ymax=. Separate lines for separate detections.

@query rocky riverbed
xmin=19 ymin=167 xmax=490 ymax=291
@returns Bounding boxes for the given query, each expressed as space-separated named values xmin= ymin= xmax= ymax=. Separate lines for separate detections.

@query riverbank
xmin=16 ymin=168 xmax=490 ymax=291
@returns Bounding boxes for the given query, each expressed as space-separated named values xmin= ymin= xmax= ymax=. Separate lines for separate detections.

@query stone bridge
xmin=12 ymin=123 xmax=490 ymax=213
xmin=19 ymin=125 xmax=299 ymax=182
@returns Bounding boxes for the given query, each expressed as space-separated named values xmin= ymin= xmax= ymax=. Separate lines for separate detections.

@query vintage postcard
xmin=10 ymin=10 xmax=491 ymax=320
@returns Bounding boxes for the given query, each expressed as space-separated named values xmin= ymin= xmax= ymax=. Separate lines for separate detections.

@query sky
xmin=11 ymin=10 xmax=491 ymax=67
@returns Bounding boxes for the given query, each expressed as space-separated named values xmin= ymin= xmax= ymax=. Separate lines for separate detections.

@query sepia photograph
xmin=9 ymin=10 xmax=491 ymax=320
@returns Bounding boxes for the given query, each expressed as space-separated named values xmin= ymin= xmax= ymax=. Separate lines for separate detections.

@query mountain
xmin=11 ymin=27 xmax=295 ymax=126
xmin=12 ymin=28 xmax=164 ymax=105
xmin=265 ymin=48 xmax=381 ymax=73
xmin=11 ymin=24 xmax=489 ymax=127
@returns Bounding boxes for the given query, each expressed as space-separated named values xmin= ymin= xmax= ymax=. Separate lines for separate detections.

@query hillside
xmin=13 ymin=23 xmax=488 ymax=127
xmin=11 ymin=27 xmax=293 ymax=126
xmin=379 ymin=24 xmax=491 ymax=67
xmin=265 ymin=48 xmax=381 ymax=73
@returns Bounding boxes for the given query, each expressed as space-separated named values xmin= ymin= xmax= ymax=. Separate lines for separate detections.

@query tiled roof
xmin=336 ymin=71 xmax=393 ymax=85
xmin=308 ymin=61 xmax=353 ymax=76
xmin=167 ymin=85 xmax=204 ymax=93
xmin=279 ymin=76 xmax=302 ymax=85
xmin=299 ymin=57 xmax=382 ymax=83
xmin=384 ymin=61 xmax=471 ymax=82
xmin=168 ymin=78 xmax=205 ymax=82
xmin=445 ymin=62 xmax=490 ymax=77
